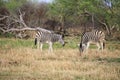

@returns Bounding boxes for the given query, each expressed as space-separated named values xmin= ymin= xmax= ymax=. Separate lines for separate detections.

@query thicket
xmin=0 ymin=0 xmax=120 ymax=40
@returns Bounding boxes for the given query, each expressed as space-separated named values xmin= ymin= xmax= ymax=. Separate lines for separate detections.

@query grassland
xmin=0 ymin=38 xmax=120 ymax=80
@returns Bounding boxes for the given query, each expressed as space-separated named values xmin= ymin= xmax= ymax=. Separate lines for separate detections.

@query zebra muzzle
xmin=63 ymin=41 xmax=68 ymax=46
xmin=62 ymin=44 xmax=65 ymax=47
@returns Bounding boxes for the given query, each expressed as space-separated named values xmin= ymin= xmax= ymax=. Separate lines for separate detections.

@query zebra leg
xmin=86 ymin=42 xmax=90 ymax=53
xmin=100 ymin=42 xmax=104 ymax=51
xmin=86 ymin=42 xmax=90 ymax=50
xmin=96 ymin=42 xmax=101 ymax=51
xmin=37 ymin=40 xmax=40 ymax=49
xmin=49 ymin=42 xmax=53 ymax=53
xmin=84 ymin=43 xmax=89 ymax=54
xmin=40 ymin=43 xmax=43 ymax=52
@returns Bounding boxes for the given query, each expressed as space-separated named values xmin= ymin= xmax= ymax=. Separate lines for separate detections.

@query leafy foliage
xmin=48 ymin=0 xmax=120 ymax=32
xmin=4 ymin=0 xmax=27 ymax=12
xmin=0 ymin=0 xmax=120 ymax=39
xmin=0 ymin=0 xmax=5 ymax=7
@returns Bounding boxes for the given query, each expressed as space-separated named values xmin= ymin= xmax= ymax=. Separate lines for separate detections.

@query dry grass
xmin=0 ymin=47 xmax=120 ymax=80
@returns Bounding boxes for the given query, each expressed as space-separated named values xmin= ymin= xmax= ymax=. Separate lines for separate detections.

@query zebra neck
xmin=51 ymin=34 xmax=59 ymax=42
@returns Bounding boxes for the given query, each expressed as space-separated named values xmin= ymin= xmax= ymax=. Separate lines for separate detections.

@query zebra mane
xmin=36 ymin=27 xmax=54 ymax=33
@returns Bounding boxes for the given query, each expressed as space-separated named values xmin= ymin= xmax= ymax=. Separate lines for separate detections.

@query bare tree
xmin=0 ymin=9 xmax=53 ymax=39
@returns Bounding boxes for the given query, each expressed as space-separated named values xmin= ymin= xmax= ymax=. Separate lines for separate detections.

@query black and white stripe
xmin=35 ymin=29 xmax=65 ymax=52
xmin=79 ymin=30 xmax=105 ymax=53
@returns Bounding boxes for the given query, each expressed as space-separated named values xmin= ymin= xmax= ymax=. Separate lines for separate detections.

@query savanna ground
xmin=0 ymin=37 xmax=120 ymax=80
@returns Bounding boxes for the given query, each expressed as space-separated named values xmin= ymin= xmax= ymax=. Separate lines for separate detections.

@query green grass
xmin=0 ymin=37 xmax=120 ymax=51
xmin=0 ymin=39 xmax=33 ymax=49
xmin=0 ymin=38 xmax=78 ymax=49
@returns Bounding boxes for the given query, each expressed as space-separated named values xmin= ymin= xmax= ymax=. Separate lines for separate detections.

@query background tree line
xmin=0 ymin=0 xmax=120 ymax=40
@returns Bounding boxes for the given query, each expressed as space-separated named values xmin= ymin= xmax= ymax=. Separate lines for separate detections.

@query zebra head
xmin=79 ymin=43 xmax=86 ymax=53
xmin=58 ymin=35 xmax=65 ymax=46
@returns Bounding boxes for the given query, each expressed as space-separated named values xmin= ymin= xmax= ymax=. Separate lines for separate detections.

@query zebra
xmin=79 ymin=30 xmax=105 ymax=53
xmin=34 ymin=29 xmax=65 ymax=52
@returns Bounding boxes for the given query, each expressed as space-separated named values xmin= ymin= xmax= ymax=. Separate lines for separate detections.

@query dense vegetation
xmin=48 ymin=0 xmax=120 ymax=34
xmin=0 ymin=0 xmax=120 ymax=40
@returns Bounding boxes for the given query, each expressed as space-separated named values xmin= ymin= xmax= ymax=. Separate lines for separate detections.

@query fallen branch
xmin=0 ymin=15 xmax=9 ymax=21
xmin=0 ymin=27 xmax=54 ymax=33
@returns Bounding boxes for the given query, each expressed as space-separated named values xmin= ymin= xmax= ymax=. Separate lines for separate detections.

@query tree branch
xmin=0 ymin=15 xmax=9 ymax=21
xmin=0 ymin=27 xmax=54 ymax=33
xmin=97 ymin=19 xmax=111 ymax=35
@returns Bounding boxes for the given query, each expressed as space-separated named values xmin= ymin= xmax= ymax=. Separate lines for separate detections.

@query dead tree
xmin=0 ymin=9 xmax=54 ymax=39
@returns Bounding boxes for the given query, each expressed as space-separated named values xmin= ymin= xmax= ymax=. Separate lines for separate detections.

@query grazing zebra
xmin=34 ymin=29 xmax=65 ymax=52
xmin=79 ymin=30 xmax=105 ymax=53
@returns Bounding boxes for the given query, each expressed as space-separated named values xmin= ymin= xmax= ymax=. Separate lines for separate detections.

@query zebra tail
xmin=103 ymin=42 xmax=105 ymax=49
xmin=35 ymin=38 xmax=37 ymax=45
xmin=79 ymin=43 xmax=82 ymax=52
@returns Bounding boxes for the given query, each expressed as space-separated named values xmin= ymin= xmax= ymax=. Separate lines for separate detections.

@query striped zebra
xmin=79 ymin=30 xmax=105 ymax=53
xmin=34 ymin=29 xmax=65 ymax=52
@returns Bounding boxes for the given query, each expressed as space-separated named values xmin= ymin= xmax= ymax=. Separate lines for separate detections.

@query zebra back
xmin=35 ymin=29 xmax=64 ymax=45
xmin=81 ymin=30 xmax=105 ymax=44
